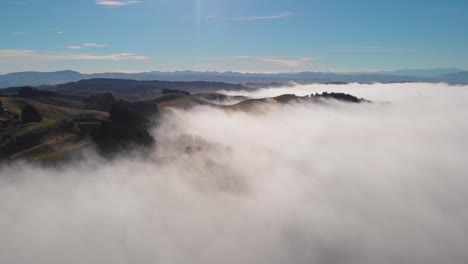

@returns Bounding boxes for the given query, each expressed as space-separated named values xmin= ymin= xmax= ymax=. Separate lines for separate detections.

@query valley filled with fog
xmin=1 ymin=83 xmax=468 ymax=264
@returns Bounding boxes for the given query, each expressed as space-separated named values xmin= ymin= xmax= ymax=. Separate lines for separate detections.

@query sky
xmin=0 ymin=0 xmax=467 ymax=73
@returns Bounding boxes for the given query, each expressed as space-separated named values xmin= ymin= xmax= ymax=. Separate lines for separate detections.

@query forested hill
xmin=1 ymin=79 xmax=247 ymax=101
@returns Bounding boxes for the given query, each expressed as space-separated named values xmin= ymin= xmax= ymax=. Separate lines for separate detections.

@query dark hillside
xmin=42 ymin=79 xmax=247 ymax=101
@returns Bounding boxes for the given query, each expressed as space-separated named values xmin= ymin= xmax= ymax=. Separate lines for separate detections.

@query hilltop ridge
xmin=0 ymin=82 xmax=370 ymax=162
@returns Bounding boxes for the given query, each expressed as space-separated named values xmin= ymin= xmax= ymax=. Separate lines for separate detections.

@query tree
xmin=18 ymin=87 xmax=36 ymax=97
xmin=162 ymin=88 xmax=190 ymax=96
xmin=83 ymin=92 xmax=116 ymax=111
xmin=92 ymin=100 xmax=155 ymax=156
xmin=109 ymin=100 xmax=144 ymax=127
xmin=21 ymin=104 xmax=42 ymax=123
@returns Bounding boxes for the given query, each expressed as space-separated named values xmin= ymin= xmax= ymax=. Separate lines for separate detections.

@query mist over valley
xmin=1 ymin=82 xmax=467 ymax=264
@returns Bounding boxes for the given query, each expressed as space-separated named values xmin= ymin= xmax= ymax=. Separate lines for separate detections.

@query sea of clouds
xmin=0 ymin=82 xmax=467 ymax=264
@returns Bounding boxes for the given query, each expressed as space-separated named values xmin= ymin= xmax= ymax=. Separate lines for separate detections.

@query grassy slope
xmin=33 ymin=96 xmax=85 ymax=109
xmin=0 ymin=96 xmax=107 ymax=161
xmin=11 ymin=98 xmax=105 ymax=121
xmin=1 ymin=97 xmax=22 ymax=114
xmin=1 ymin=91 xmax=275 ymax=161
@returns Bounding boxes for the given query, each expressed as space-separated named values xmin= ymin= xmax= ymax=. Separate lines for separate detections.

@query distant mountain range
xmin=375 ymin=68 xmax=464 ymax=77
xmin=0 ymin=68 xmax=467 ymax=88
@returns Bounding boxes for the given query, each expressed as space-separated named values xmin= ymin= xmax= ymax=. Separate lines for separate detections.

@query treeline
xmin=310 ymin=92 xmax=370 ymax=103
xmin=17 ymin=87 xmax=58 ymax=98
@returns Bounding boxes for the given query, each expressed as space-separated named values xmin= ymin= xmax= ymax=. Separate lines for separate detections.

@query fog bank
xmin=1 ymin=83 xmax=468 ymax=264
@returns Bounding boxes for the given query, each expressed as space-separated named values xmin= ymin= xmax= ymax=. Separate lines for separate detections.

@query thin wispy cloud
xmin=50 ymin=53 xmax=148 ymax=61
xmin=0 ymin=49 xmax=35 ymax=57
xmin=216 ymin=56 xmax=318 ymax=67
xmin=67 ymin=43 xmax=109 ymax=49
xmin=329 ymin=46 xmax=386 ymax=52
xmin=51 ymin=28 xmax=64 ymax=34
xmin=216 ymin=56 xmax=254 ymax=59
xmin=67 ymin=46 xmax=81 ymax=50
xmin=205 ymin=15 xmax=217 ymax=20
xmin=12 ymin=32 xmax=27 ymax=35
xmin=83 ymin=43 xmax=108 ymax=47
xmin=0 ymin=49 xmax=148 ymax=61
xmin=192 ymin=55 xmax=320 ymax=72
xmin=327 ymin=46 xmax=410 ymax=53
xmin=96 ymin=0 xmax=141 ymax=7
xmin=261 ymin=57 xmax=318 ymax=68
xmin=232 ymin=12 xmax=294 ymax=21
xmin=50 ymin=28 xmax=65 ymax=34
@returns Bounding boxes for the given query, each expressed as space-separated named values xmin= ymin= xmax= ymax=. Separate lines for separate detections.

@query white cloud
xmin=50 ymin=53 xmax=148 ymax=61
xmin=67 ymin=43 xmax=109 ymax=50
xmin=327 ymin=46 xmax=412 ymax=54
xmin=261 ymin=57 xmax=318 ymax=68
xmin=12 ymin=32 xmax=27 ymax=35
xmin=206 ymin=56 xmax=319 ymax=72
xmin=232 ymin=12 xmax=294 ymax=21
xmin=96 ymin=0 xmax=141 ymax=6
xmin=0 ymin=49 xmax=35 ymax=57
xmin=0 ymin=49 xmax=148 ymax=61
xmin=328 ymin=46 xmax=387 ymax=52
xmin=67 ymin=46 xmax=82 ymax=50
xmin=49 ymin=28 xmax=64 ymax=34
xmin=215 ymin=56 xmax=254 ymax=60
xmin=83 ymin=43 xmax=108 ymax=48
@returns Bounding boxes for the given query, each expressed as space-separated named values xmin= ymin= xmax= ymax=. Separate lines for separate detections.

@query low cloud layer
xmin=1 ymin=83 xmax=468 ymax=263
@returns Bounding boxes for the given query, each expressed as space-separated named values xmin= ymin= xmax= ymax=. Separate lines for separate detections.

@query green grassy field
xmin=1 ymin=97 xmax=22 ymax=114
xmin=33 ymin=96 xmax=86 ymax=109
xmin=0 ymin=95 xmax=108 ymax=161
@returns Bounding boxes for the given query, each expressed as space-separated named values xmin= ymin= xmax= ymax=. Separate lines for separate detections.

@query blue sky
xmin=0 ymin=0 xmax=467 ymax=73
